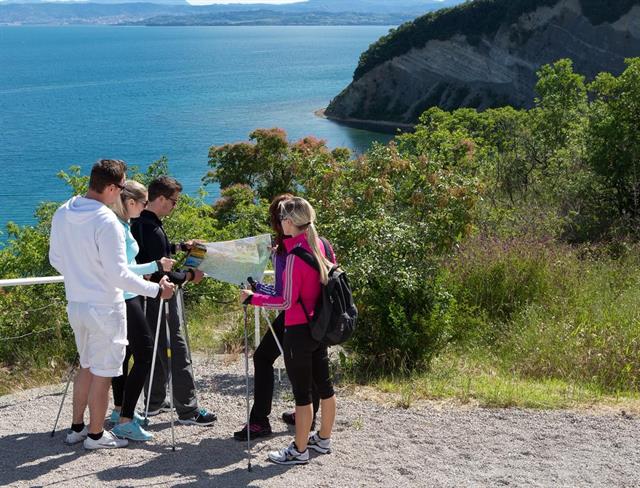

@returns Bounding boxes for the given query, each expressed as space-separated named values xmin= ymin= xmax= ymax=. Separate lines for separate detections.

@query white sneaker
xmin=64 ymin=426 xmax=88 ymax=445
xmin=268 ymin=441 xmax=309 ymax=465
xmin=307 ymin=431 xmax=331 ymax=454
xmin=83 ymin=430 xmax=129 ymax=450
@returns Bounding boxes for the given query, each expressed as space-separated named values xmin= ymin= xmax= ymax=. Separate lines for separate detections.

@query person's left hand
xmin=159 ymin=257 xmax=176 ymax=272
xmin=182 ymin=239 xmax=205 ymax=251
xmin=190 ymin=268 xmax=205 ymax=284
xmin=240 ymin=289 xmax=253 ymax=304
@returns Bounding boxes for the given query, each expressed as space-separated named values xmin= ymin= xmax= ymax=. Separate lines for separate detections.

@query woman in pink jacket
xmin=241 ymin=196 xmax=336 ymax=465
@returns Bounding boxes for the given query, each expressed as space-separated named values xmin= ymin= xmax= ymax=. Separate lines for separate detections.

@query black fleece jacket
xmin=131 ymin=209 xmax=189 ymax=285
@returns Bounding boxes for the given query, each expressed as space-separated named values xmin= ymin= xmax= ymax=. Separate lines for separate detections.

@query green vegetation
xmin=354 ymin=0 xmax=638 ymax=81
xmin=2 ymin=58 xmax=640 ymax=409
xmin=374 ymin=349 xmax=639 ymax=409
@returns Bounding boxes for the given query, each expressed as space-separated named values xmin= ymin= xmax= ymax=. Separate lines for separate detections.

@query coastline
xmin=315 ymin=108 xmax=415 ymax=135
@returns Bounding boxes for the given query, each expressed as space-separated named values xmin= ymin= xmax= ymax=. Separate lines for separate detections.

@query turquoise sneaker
xmin=112 ymin=421 xmax=154 ymax=442
xmin=109 ymin=409 xmax=120 ymax=424
xmin=110 ymin=409 xmax=146 ymax=425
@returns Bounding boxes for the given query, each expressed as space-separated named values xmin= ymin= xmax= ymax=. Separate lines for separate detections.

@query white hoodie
xmin=49 ymin=196 xmax=160 ymax=304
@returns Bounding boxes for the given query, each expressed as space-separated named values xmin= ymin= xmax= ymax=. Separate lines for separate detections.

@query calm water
xmin=0 ymin=25 xmax=392 ymax=233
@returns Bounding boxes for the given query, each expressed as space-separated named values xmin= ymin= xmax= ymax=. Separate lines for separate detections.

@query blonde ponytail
xmin=306 ymin=223 xmax=333 ymax=285
xmin=279 ymin=197 xmax=333 ymax=284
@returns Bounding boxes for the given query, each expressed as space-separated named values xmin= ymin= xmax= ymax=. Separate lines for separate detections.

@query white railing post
xmin=1 ymin=271 xmax=275 ymax=351
xmin=0 ymin=276 xmax=64 ymax=287
xmin=0 ymin=271 xmax=274 ymax=347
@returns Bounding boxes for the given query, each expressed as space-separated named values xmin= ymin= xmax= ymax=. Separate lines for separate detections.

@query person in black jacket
xmin=131 ymin=176 xmax=217 ymax=426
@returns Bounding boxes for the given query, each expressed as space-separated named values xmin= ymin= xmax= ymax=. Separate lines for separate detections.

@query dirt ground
xmin=1 ymin=354 xmax=639 ymax=487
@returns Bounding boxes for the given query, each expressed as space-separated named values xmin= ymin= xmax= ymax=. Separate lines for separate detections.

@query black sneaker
xmin=178 ymin=408 xmax=217 ymax=426
xmin=282 ymin=411 xmax=316 ymax=431
xmin=146 ymin=402 xmax=174 ymax=417
xmin=233 ymin=421 xmax=272 ymax=441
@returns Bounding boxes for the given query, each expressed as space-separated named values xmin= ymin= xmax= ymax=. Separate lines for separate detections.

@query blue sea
xmin=0 ymin=25 xmax=392 ymax=235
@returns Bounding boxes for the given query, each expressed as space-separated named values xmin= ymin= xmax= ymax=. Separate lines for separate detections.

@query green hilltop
xmin=354 ymin=0 xmax=638 ymax=81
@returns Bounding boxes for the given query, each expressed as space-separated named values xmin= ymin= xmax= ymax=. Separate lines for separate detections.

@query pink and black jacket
xmin=250 ymin=232 xmax=335 ymax=326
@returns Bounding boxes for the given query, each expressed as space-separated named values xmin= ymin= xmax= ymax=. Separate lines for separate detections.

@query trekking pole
xmin=176 ymin=285 xmax=199 ymax=406
xmin=243 ymin=301 xmax=252 ymax=472
xmin=260 ymin=308 xmax=284 ymax=356
xmin=165 ymin=301 xmax=176 ymax=452
xmin=50 ymin=353 xmax=79 ymax=437
xmin=144 ymin=298 xmax=164 ymax=426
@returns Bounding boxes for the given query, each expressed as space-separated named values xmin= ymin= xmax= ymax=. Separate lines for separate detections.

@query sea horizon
xmin=0 ymin=25 xmax=393 ymax=239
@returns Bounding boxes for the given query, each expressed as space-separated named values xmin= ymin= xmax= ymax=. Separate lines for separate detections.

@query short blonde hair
xmin=111 ymin=180 xmax=147 ymax=221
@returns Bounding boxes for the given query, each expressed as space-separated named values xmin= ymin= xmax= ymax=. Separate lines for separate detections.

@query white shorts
xmin=67 ymin=301 xmax=128 ymax=377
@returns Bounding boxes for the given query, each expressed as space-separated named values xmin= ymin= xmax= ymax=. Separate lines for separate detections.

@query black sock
xmin=317 ymin=433 xmax=329 ymax=440
xmin=87 ymin=431 xmax=103 ymax=441
xmin=293 ymin=442 xmax=307 ymax=454
xmin=71 ymin=422 xmax=85 ymax=433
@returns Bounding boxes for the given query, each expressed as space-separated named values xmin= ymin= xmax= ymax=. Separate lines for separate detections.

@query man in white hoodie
xmin=49 ymin=159 xmax=175 ymax=450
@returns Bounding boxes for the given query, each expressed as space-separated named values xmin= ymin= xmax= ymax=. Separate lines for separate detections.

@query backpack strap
xmin=290 ymin=246 xmax=318 ymax=324
xmin=319 ymin=236 xmax=335 ymax=264
xmin=290 ymin=246 xmax=319 ymax=272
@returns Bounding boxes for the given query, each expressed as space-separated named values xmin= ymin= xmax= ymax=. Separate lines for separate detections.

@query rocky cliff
xmin=325 ymin=0 xmax=640 ymax=129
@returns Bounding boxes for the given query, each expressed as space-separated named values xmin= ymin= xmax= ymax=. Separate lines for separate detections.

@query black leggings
xmin=251 ymin=312 xmax=319 ymax=422
xmin=283 ymin=324 xmax=334 ymax=407
xmin=111 ymin=295 xmax=154 ymax=419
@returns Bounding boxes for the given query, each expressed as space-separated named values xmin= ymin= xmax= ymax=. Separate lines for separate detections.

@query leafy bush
xmin=207 ymin=128 xmax=481 ymax=373
xmin=587 ymin=58 xmax=640 ymax=224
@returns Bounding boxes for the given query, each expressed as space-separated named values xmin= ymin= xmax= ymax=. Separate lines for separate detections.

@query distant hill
xmin=0 ymin=2 xmax=189 ymax=24
xmin=281 ymin=0 xmax=463 ymax=14
xmin=0 ymin=0 xmax=187 ymax=4
xmin=0 ymin=0 xmax=465 ymax=25
xmin=135 ymin=10 xmax=417 ymax=26
xmin=325 ymin=0 xmax=640 ymax=127
xmin=0 ymin=0 xmax=460 ymax=11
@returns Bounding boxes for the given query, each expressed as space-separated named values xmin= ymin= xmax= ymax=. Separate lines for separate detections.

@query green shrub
xmin=504 ymin=249 xmax=640 ymax=391
xmin=205 ymin=130 xmax=481 ymax=374
xmin=448 ymin=236 xmax=558 ymax=325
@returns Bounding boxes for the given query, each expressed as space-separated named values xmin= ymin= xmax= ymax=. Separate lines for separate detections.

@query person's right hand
xmin=159 ymin=275 xmax=175 ymax=299
xmin=159 ymin=257 xmax=176 ymax=272
xmin=190 ymin=269 xmax=205 ymax=284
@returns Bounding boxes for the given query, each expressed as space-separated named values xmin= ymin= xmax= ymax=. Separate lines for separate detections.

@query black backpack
xmin=290 ymin=240 xmax=358 ymax=346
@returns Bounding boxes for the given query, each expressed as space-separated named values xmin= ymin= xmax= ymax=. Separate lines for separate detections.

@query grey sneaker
xmin=146 ymin=402 xmax=174 ymax=417
xmin=64 ymin=426 xmax=88 ymax=445
xmin=268 ymin=441 xmax=309 ymax=465
xmin=307 ymin=431 xmax=331 ymax=454
xmin=83 ymin=430 xmax=128 ymax=450
xmin=178 ymin=408 xmax=217 ymax=426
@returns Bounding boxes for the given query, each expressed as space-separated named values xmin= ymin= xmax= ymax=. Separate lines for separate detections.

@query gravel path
xmin=1 ymin=353 xmax=640 ymax=487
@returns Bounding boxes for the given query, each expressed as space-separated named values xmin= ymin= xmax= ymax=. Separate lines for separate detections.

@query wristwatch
xmin=186 ymin=268 xmax=196 ymax=282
